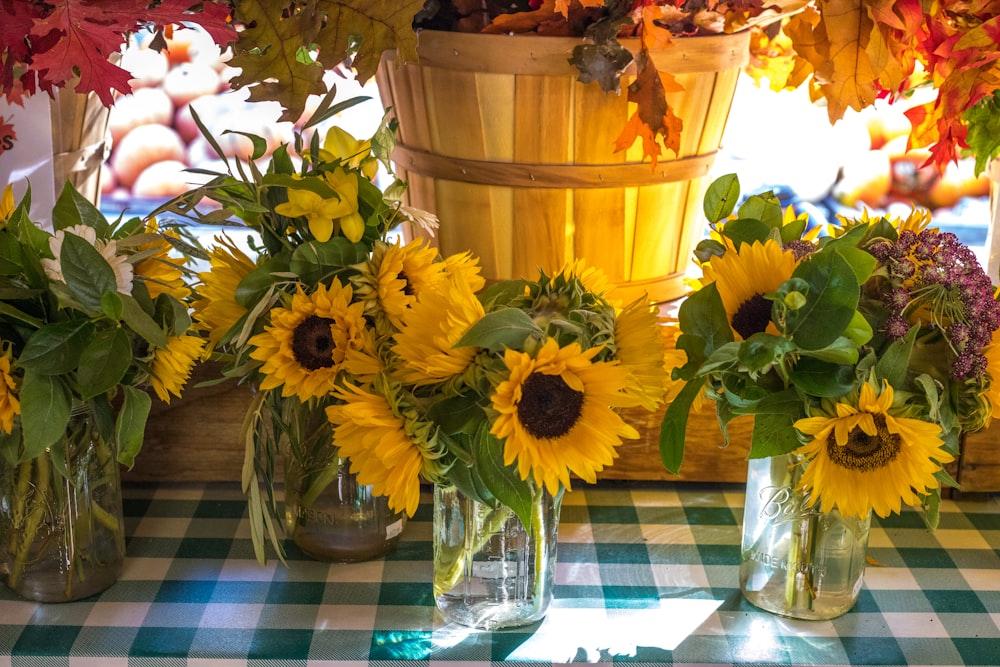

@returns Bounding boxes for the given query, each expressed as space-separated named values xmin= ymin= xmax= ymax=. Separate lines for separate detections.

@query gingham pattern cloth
xmin=1 ymin=481 xmax=998 ymax=666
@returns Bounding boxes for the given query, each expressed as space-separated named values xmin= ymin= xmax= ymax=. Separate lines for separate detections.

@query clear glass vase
xmin=739 ymin=453 xmax=871 ymax=620
xmin=280 ymin=399 xmax=405 ymax=562
xmin=433 ymin=483 xmax=563 ymax=630
xmin=1 ymin=406 xmax=125 ymax=602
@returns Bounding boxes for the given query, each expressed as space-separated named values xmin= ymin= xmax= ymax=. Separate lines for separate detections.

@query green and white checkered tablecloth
xmin=1 ymin=481 xmax=998 ymax=666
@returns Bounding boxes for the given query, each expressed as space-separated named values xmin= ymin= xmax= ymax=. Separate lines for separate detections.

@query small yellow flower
xmin=320 ymin=126 xmax=377 ymax=180
xmin=274 ymin=185 xmax=355 ymax=243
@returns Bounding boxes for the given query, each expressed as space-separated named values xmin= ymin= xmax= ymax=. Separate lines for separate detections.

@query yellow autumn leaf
xmin=813 ymin=0 xmax=880 ymax=121
xmin=227 ymin=0 xmax=422 ymax=123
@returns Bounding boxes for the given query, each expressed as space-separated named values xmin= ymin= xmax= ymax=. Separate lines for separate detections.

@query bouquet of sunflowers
xmin=326 ymin=258 xmax=670 ymax=610
xmin=0 ymin=182 xmax=202 ymax=600
xmin=154 ymin=88 xmax=443 ymax=562
xmin=661 ymin=174 xmax=1000 ymax=528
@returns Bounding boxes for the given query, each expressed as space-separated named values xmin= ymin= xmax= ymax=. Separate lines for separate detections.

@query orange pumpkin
xmin=111 ymin=124 xmax=187 ymax=188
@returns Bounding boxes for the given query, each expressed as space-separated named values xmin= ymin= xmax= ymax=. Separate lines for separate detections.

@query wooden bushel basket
xmin=376 ymin=29 xmax=750 ymax=303
xmin=49 ymin=84 xmax=110 ymax=205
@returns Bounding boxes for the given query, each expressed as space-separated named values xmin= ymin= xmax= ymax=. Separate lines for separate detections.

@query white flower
xmin=397 ymin=204 xmax=439 ymax=236
xmin=42 ymin=225 xmax=134 ymax=295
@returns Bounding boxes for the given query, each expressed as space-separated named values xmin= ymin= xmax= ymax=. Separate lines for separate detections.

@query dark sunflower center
xmin=397 ymin=271 xmax=414 ymax=296
xmin=826 ymin=414 xmax=901 ymax=472
xmin=291 ymin=315 xmax=336 ymax=371
xmin=731 ymin=293 xmax=772 ymax=339
xmin=516 ymin=372 xmax=584 ymax=440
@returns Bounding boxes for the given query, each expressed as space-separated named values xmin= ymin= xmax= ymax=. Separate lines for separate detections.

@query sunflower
xmin=392 ymin=270 xmax=485 ymax=386
xmin=249 ymin=279 xmax=370 ymax=401
xmin=793 ymin=379 xmax=954 ymax=519
xmin=353 ymin=238 xmax=447 ymax=332
xmin=698 ymin=238 xmax=799 ymax=340
xmin=490 ymin=338 xmax=638 ymax=495
xmin=614 ymin=298 xmax=668 ymax=410
xmin=560 ymin=259 xmax=613 ymax=298
xmin=326 ymin=380 xmax=431 ymax=517
xmin=133 ymin=220 xmax=191 ymax=301
xmin=194 ymin=235 xmax=258 ymax=351
xmin=149 ymin=335 xmax=206 ymax=404
xmin=442 ymin=249 xmax=485 ymax=293
xmin=0 ymin=343 xmax=20 ymax=434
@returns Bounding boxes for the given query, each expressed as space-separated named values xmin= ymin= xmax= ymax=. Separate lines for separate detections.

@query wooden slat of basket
xmin=574 ymin=81 xmax=627 ymax=281
xmin=511 ymin=74 xmax=573 ymax=277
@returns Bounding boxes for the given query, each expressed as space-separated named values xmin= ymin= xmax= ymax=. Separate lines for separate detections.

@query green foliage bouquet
xmin=155 ymin=89 xmax=440 ymax=561
xmin=661 ymin=174 xmax=1000 ymax=527
xmin=0 ymin=182 xmax=202 ymax=598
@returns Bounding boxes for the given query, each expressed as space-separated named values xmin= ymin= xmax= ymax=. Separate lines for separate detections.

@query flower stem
xmin=8 ymin=454 xmax=52 ymax=590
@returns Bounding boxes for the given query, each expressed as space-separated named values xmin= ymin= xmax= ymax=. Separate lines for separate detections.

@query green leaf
xmin=789 ymin=357 xmax=857 ymax=397
xmin=786 ymin=249 xmax=860 ymax=350
xmin=722 ymin=217 xmax=771 ymax=247
xmin=289 ymin=237 xmax=367 ymax=284
xmin=0 ymin=230 xmax=25 ymax=274
xmin=658 ymin=378 xmax=706 ymax=474
xmin=10 ymin=206 xmax=52 ymax=258
xmin=446 ymin=458 xmax=496 ymax=508
xmin=779 ymin=216 xmax=808 ymax=244
xmin=747 ymin=391 xmax=803 ymax=458
xmin=455 ymin=308 xmax=543 ymax=353
xmin=798 ymin=336 xmax=861 ymax=365
xmin=964 ymin=90 xmax=1000 ymax=176
xmin=677 ymin=282 xmax=733 ymax=357
xmin=236 ymin=256 xmax=288 ymax=308
xmin=737 ymin=333 xmax=791 ymax=374
xmin=703 ymin=174 xmax=740 ymax=223
xmin=53 ymin=181 xmax=108 ymax=235
xmin=116 ymin=386 xmax=152 ymax=468
xmin=19 ymin=371 xmax=71 ymax=458
xmin=222 ymin=129 xmax=269 ymax=161
xmin=471 ymin=424 xmax=534 ymax=528
xmin=17 ymin=320 xmax=94 ymax=375
xmin=119 ymin=293 xmax=168 ymax=349
xmin=875 ymin=325 xmax=917 ymax=388
xmin=736 ymin=192 xmax=783 ymax=228
xmin=60 ymin=232 xmax=118 ymax=311
xmin=101 ymin=291 xmax=124 ymax=321
xmin=832 ymin=244 xmax=877 ymax=285
xmin=77 ymin=327 xmax=132 ymax=399
xmin=427 ymin=395 xmax=486 ymax=438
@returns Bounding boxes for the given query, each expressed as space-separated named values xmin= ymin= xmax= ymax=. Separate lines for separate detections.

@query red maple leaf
xmin=0 ymin=116 xmax=16 ymax=158
xmin=6 ymin=1 xmax=234 ymax=107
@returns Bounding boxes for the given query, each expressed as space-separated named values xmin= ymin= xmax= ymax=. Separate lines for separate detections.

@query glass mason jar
xmin=433 ymin=483 xmax=563 ymax=630
xmin=284 ymin=448 xmax=406 ymax=562
xmin=739 ymin=453 xmax=871 ymax=620
xmin=1 ymin=405 xmax=125 ymax=602
xmin=280 ymin=399 xmax=405 ymax=562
